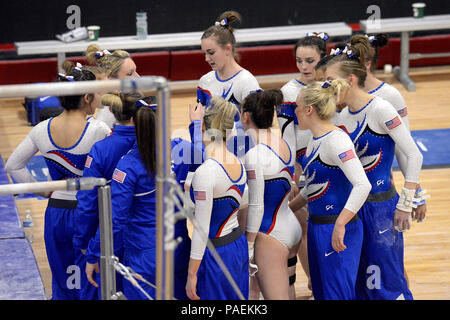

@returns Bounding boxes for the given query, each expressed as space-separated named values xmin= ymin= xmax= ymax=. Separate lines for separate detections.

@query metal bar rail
xmin=0 ymin=77 xmax=173 ymax=300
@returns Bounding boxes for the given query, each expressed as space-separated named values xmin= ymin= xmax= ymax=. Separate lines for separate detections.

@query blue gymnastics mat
xmin=0 ymin=155 xmax=46 ymax=300
xmin=0 ymin=155 xmax=24 ymax=239
xmin=393 ymin=128 xmax=450 ymax=169
xmin=0 ymin=238 xmax=46 ymax=300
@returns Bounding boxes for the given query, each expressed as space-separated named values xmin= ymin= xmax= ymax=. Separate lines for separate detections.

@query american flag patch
xmin=247 ymin=169 xmax=256 ymax=180
xmin=85 ymin=156 xmax=93 ymax=168
xmin=338 ymin=149 xmax=356 ymax=163
xmin=385 ymin=116 xmax=402 ymax=130
xmin=112 ymin=169 xmax=126 ymax=183
xmin=194 ymin=190 xmax=207 ymax=201
xmin=398 ymin=107 xmax=408 ymax=117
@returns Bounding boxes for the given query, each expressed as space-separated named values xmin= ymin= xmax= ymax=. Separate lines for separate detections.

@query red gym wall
xmin=1 ymin=34 xmax=450 ymax=85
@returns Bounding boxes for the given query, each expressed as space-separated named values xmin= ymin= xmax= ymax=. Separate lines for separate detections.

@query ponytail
xmin=134 ymin=105 xmax=157 ymax=175
xmin=85 ymin=44 xmax=131 ymax=79
xmin=242 ymin=89 xmax=283 ymax=129
xmin=101 ymin=92 xmax=146 ymax=123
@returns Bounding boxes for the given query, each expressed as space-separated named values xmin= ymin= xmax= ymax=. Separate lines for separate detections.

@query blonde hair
xmin=85 ymin=44 xmax=131 ymax=79
xmin=301 ymin=79 xmax=349 ymax=120
xmin=203 ymin=96 xmax=237 ymax=142
xmin=61 ymin=60 xmax=106 ymax=78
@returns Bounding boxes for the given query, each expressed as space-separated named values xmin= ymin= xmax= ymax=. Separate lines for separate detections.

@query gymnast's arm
xmin=186 ymin=164 xmax=215 ymax=300
xmin=329 ymin=135 xmax=371 ymax=252
xmin=5 ymin=129 xmax=39 ymax=184
xmin=243 ymin=149 xmax=265 ymax=243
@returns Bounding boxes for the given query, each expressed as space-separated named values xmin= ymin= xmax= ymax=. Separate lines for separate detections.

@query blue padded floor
xmin=392 ymin=128 xmax=450 ymax=169
xmin=0 ymin=195 xmax=23 ymax=240
xmin=0 ymin=238 xmax=46 ymax=300
xmin=0 ymin=155 xmax=46 ymax=300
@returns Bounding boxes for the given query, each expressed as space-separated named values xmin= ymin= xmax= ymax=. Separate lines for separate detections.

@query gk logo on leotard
xmin=66 ymin=265 xmax=81 ymax=290
xmin=366 ymin=265 xmax=381 ymax=290
xmin=377 ymin=180 xmax=384 ymax=187
xmin=326 ymin=205 xmax=334 ymax=211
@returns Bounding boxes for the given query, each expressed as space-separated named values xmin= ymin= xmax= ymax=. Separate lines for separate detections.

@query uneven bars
xmin=0 ymin=177 xmax=107 ymax=195
xmin=0 ymin=76 xmax=166 ymax=99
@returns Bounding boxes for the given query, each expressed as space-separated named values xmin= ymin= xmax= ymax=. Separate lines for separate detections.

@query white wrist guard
xmin=396 ymin=187 xmax=417 ymax=213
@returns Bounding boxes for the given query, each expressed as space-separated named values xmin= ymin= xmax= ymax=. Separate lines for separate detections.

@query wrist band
xmin=396 ymin=187 xmax=417 ymax=213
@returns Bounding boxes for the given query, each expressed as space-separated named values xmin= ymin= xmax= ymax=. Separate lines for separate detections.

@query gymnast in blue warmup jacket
xmin=74 ymin=93 xmax=151 ymax=299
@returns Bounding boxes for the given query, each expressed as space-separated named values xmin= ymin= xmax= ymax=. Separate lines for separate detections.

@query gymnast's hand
xmin=86 ymin=262 xmax=99 ymax=288
xmin=394 ymin=209 xmax=411 ymax=232
xmin=331 ymin=222 xmax=347 ymax=253
xmin=412 ymin=203 xmax=427 ymax=223
xmin=189 ymin=102 xmax=205 ymax=122
xmin=186 ymin=273 xmax=200 ymax=300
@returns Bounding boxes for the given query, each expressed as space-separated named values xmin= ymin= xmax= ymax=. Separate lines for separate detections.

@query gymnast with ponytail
xmin=324 ymin=45 xmax=423 ymax=300
xmin=277 ymin=32 xmax=330 ymax=293
xmin=242 ymin=89 xmax=302 ymax=300
xmin=349 ymin=33 xmax=428 ymax=225
xmin=288 ymin=80 xmax=371 ymax=300
xmin=75 ymin=92 xmax=144 ymax=299
xmin=5 ymin=64 xmax=111 ymax=300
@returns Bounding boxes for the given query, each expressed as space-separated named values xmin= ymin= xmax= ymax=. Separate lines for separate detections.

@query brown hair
xmin=58 ymin=60 xmax=96 ymax=111
xmin=350 ymin=34 xmax=388 ymax=71
xmin=242 ymin=89 xmax=283 ymax=129
xmin=134 ymin=105 xmax=157 ymax=175
xmin=326 ymin=52 xmax=367 ymax=88
xmin=85 ymin=44 xmax=131 ymax=79
xmin=201 ymin=11 xmax=242 ymax=59
xmin=294 ymin=33 xmax=329 ymax=58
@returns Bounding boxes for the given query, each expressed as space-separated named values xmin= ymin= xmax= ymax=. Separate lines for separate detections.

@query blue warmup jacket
xmin=86 ymin=138 xmax=203 ymax=300
xmin=74 ymin=125 xmax=136 ymax=250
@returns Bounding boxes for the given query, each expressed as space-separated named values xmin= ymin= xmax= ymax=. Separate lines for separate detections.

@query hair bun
xmin=373 ymin=33 xmax=388 ymax=48
xmin=216 ymin=11 xmax=241 ymax=33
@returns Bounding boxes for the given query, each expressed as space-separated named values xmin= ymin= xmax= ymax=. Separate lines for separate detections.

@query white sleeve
xmin=376 ymin=104 xmax=423 ymax=183
xmin=244 ymin=150 xmax=265 ymax=233
xmin=94 ymin=107 xmax=116 ymax=129
xmin=386 ymin=87 xmax=410 ymax=130
xmin=394 ymin=107 xmax=410 ymax=178
xmin=5 ymin=129 xmax=40 ymax=184
xmin=239 ymin=73 xmax=261 ymax=102
xmin=328 ymin=134 xmax=371 ymax=213
xmin=190 ymin=164 xmax=215 ymax=260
